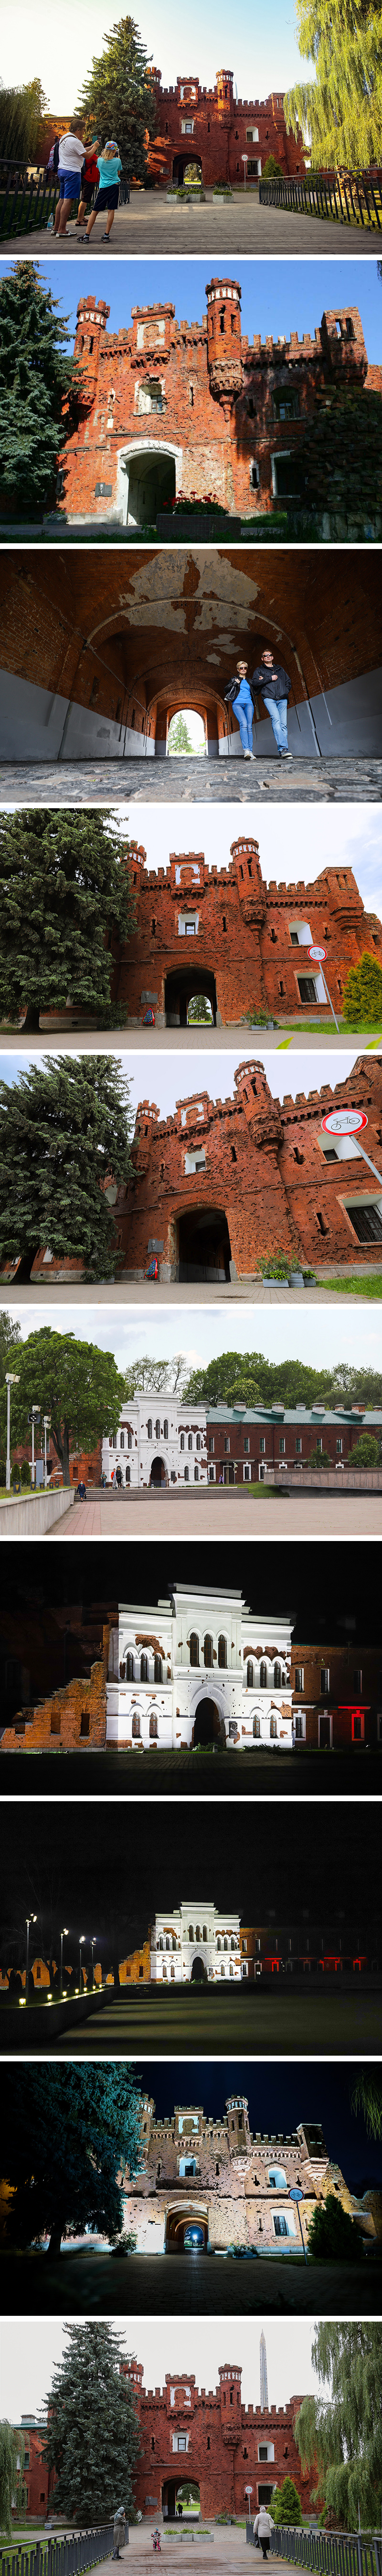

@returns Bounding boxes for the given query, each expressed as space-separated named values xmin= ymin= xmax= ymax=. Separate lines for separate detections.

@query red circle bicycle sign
xmin=321 ymin=1110 xmax=368 ymax=1136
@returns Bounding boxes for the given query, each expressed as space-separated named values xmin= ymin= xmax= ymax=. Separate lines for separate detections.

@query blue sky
xmin=3 ymin=0 xmax=312 ymax=115
xmin=3 ymin=255 xmax=381 ymax=365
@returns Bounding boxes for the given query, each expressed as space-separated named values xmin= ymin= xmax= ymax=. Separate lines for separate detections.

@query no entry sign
xmin=321 ymin=1109 xmax=368 ymax=1136
xmin=308 ymin=944 xmax=327 ymax=963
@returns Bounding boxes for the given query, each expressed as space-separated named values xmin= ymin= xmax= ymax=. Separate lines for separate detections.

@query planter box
xmin=156 ymin=513 xmax=242 ymax=540
xmin=212 ymin=191 xmax=233 ymax=202
xmin=166 ymin=190 xmax=206 ymax=203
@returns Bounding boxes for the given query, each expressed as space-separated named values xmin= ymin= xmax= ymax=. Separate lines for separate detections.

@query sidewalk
xmin=50 ymin=1489 xmax=382 ymax=1537
xmin=0 ymin=759 xmax=381 ymax=804
xmin=2 ymin=190 xmax=375 ymax=256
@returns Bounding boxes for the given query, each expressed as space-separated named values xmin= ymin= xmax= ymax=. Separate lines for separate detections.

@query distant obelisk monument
xmin=260 ymin=2332 xmax=268 ymax=2411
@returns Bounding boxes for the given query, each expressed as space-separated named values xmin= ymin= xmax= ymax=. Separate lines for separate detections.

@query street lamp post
xmin=242 ymin=153 xmax=248 ymax=191
xmin=5 ymin=1373 xmax=20 ymax=1492
xmin=90 ymin=1936 xmax=97 ymax=1989
xmin=28 ymin=1405 xmax=41 ymax=1488
xmin=25 ymin=1913 xmax=37 ymax=2002
xmin=60 ymin=1927 xmax=69 ymax=1996
xmin=289 ymin=2185 xmax=308 ymax=2264
xmin=79 ymin=1934 xmax=85 ymax=1991
xmin=43 ymin=1416 xmax=51 ymax=1490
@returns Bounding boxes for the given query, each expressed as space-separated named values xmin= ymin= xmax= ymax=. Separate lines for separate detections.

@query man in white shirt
xmin=54 ymin=127 xmax=94 ymax=236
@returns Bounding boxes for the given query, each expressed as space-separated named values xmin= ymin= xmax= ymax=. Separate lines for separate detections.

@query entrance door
xmin=178 ymin=1207 xmax=232 ymax=1282
xmin=319 ymin=1713 xmax=331 ymax=1748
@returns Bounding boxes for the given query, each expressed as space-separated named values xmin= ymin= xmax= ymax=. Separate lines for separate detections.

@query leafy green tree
xmin=308 ymin=1446 xmax=332 ymax=1468
xmin=0 ymin=1054 xmax=133 ymax=1283
xmin=0 ymin=809 xmax=136 ymax=1030
xmin=296 ymin=2325 xmax=382 ymax=2526
xmin=3 ymin=2065 xmax=142 ymax=2260
xmin=295 ymin=396 xmax=382 ymax=531
xmin=182 ymin=1350 xmax=382 ymax=1409
xmin=123 ymin=1354 xmax=186 ymax=1395
xmin=262 ymin=155 xmax=284 ymax=176
xmin=11 ymin=1327 xmax=126 ymax=1486
xmin=272 ymin=2479 xmax=302 ymax=2525
xmin=342 ymin=951 xmax=382 ymax=1030
xmin=42 ymin=2322 xmax=141 ymax=2517
xmin=0 ymin=264 xmax=86 ymax=521
xmin=307 ymin=2195 xmax=360 ymax=2260
xmin=76 ymin=14 xmax=157 ymax=185
xmin=351 ymin=1432 xmax=381 ymax=1467
xmin=187 ymin=995 xmax=213 ymax=1023
xmin=0 ymin=2422 xmax=25 ymax=2540
xmin=351 ymin=2074 xmax=382 ymax=2136
xmin=0 ymin=1309 xmax=21 ymax=1387
xmin=284 ymin=0 xmax=382 ymax=169
xmin=0 ymin=78 xmax=47 ymax=161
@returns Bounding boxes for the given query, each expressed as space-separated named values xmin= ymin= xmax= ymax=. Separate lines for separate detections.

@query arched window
xmin=194 ymin=1465 xmax=199 ymax=1482
xmin=231 ymin=1936 xmax=235 ymax=1950
xmin=223 ymin=1936 xmax=228 ymax=1952
xmin=196 ymin=1433 xmax=201 ymax=1451
xmin=162 ymin=1962 xmax=167 ymax=1979
xmin=253 ymin=1714 xmax=260 ymax=1738
xmin=127 ymin=1432 xmax=132 ymax=1451
xmin=149 ymin=1711 xmax=158 ymax=1737
xmin=170 ymin=1962 xmax=175 ymax=1979
xmin=218 ymin=1635 xmax=227 ymax=1669
xmin=120 ymin=1431 xmax=125 ymax=1449
xmin=260 ymin=1660 xmax=267 ymax=1689
xmin=217 ymin=1935 xmax=221 ymax=1951
xmin=119 ymin=1661 xmax=126 ymax=1680
xmin=154 ymin=1655 xmax=162 ymax=1683
xmin=221 ymin=1964 xmax=224 ymax=1977
xmin=189 ymin=1925 xmax=194 ymax=1943
xmin=274 ymin=1660 xmax=281 ymax=1689
xmin=190 ymin=1632 xmax=199 ymax=1666
xmin=125 ymin=1465 xmax=130 ymax=1486
xmin=196 ymin=1925 xmax=201 ymax=1943
xmin=247 ymin=1660 xmax=254 ymax=1690
xmin=204 ymin=1635 xmax=213 ymax=1668
xmin=132 ymin=1713 xmax=140 ymax=1738
xmin=163 ymin=1418 xmax=169 ymax=1440
xmin=230 ymin=1962 xmax=233 ymax=1977
xmin=147 ymin=1417 xmax=152 ymax=1439
xmin=157 ymin=1934 xmax=163 ymax=1950
xmin=188 ymin=1433 xmax=193 ymax=1451
xmin=155 ymin=1417 xmax=160 ymax=1440
xmin=202 ymin=1924 xmax=208 ymax=1942
xmin=140 ymin=1653 xmax=149 ymax=1682
xmin=184 ymin=1466 xmax=189 ymax=1483
xmin=180 ymin=1433 xmax=185 ymax=1450
xmin=126 ymin=1651 xmax=134 ymax=1681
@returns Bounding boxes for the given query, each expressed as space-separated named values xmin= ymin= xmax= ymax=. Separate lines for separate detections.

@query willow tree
xmin=295 ymin=2324 xmax=382 ymax=2527
xmin=0 ymin=2423 xmax=25 ymax=2540
xmin=284 ymin=0 xmax=382 ymax=170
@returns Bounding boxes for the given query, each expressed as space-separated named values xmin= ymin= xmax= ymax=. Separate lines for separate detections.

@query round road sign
xmin=308 ymin=944 xmax=327 ymax=962
xmin=321 ymin=1109 xmax=368 ymax=1137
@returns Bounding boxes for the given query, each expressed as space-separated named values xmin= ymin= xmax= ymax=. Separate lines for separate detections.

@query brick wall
xmin=1 ymin=1626 xmax=110 ymax=1752
xmin=110 ymin=836 xmax=382 ymax=1026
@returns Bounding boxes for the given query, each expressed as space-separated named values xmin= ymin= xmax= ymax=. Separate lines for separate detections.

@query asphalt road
xmin=1 ymin=759 xmax=381 ymax=803
xmin=1 ymin=2247 xmax=378 ymax=2317
xmin=3 ymin=191 xmax=376 ymax=256
xmin=22 ymin=1987 xmax=382 ymax=2057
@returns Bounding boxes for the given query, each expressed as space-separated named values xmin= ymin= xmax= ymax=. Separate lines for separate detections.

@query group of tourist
xmin=47 ymin=125 xmax=123 ymax=240
xmin=225 ymin=651 xmax=292 ymax=757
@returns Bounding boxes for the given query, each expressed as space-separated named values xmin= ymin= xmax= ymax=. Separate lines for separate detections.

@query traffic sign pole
xmin=321 ymin=1108 xmax=382 ymax=1193
xmin=307 ymin=945 xmax=339 ymax=1032
xmin=320 ymin=970 xmax=340 ymax=1034
xmin=289 ymin=2185 xmax=308 ymax=2265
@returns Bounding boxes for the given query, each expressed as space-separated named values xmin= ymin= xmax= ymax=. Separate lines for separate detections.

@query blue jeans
xmin=235 ymin=700 xmax=255 ymax=752
xmin=262 ymin=693 xmax=288 ymax=751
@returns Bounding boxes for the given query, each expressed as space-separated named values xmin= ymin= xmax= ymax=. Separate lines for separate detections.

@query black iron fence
xmin=0 ymin=159 xmax=61 ymax=237
xmin=247 ymin=2529 xmax=382 ymax=2576
xmin=259 ymin=171 xmax=382 ymax=229
xmin=2 ymin=2531 xmax=117 ymax=2576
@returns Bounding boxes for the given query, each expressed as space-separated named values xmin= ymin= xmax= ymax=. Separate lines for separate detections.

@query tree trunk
xmin=21 ymin=1003 xmax=41 ymax=1032
xmin=63 ymin=1423 xmax=71 ymax=1487
xmin=46 ymin=2221 xmax=64 ymax=2259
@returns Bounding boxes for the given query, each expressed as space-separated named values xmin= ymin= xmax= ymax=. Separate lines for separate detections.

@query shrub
xmin=256 ymin=1249 xmax=302 ymax=1280
xmin=20 ymin=1457 xmax=32 ymax=1487
xmin=350 ymin=1432 xmax=381 ymax=1468
xmin=11 ymin=1460 xmax=21 ymax=1489
xmin=307 ymin=2192 xmax=361 ymax=2259
xmin=272 ymin=2479 xmax=303 ymax=2526
xmin=0 ymin=1456 xmax=6 ymax=1486
xmin=110 ymin=2229 xmax=137 ymax=2256
xmin=262 ymin=155 xmax=284 ymax=177
xmin=342 ymin=950 xmax=382 ymax=1028
xmin=308 ymin=1446 xmax=332 ymax=1469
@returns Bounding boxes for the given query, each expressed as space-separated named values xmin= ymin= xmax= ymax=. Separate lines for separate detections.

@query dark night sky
xmin=0 ymin=1799 xmax=379 ymax=1957
xmin=134 ymin=2057 xmax=382 ymax=2195
xmin=0 ymin=1533 xmax=381 ymax=1642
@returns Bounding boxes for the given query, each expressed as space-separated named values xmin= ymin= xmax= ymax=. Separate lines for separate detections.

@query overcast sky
xmin=1 ymin=804 xmax=381 ymax=909
xmin=1 ymin=258 xmax=381 ymax=369
xmin=0 ymin=1049 xmax=361 ymax=1122
xmin=1 ymin=2316 xmax=319 ymax=2420
xmin=3 ymin=1300 xmax=382 ymax=1379
xmin=3 ymin=0 xmax=312 ymax=117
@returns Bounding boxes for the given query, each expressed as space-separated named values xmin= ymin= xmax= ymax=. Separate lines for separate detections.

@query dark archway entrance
xmin=171 ymin=152 xmax=203 ymax=186
xmin=191 ymin=1954 xmax=208 ymax=1984
xmin=178 ymin=1207 xmax=232 ymax=1282
xmin=165 ymin=967 xmax=217 ymax=1028
xmin=122 ymin=449 xmax=176 ymax=528
xmin=193 ymin=1697 xmax=226 ymax=1748
xmin=165 ymin=2207 xmax=208 ymax=2253
xmin=150 ymin=1457 xmax=168 ymax=1486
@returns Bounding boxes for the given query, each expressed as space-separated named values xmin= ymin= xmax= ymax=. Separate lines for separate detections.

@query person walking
xmin=53 ymin=126 xmax=94 ymax=235
xmin=84 ymin=140 xmax=122 ymax=242
xmin=251 ymin=648 xmax=292 ymax=757
xmin=77 ymin=137 xmax=101 ymax=229
xmin=224 ymin=660 xmax=256 ymax=758
xmin=112 ymin=2508 xmax=127 ymax=2560
xmin=253 ymin=2508 xmax=274 ymax=2561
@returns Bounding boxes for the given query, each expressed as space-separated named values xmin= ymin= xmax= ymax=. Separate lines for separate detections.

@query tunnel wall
xmin=0 ymin=671 xmax=155 ymax=761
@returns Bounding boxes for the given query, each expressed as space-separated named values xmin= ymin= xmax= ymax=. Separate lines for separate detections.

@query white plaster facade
xmin=149 ymin=1898 xmax=243 ymax=1983
xmin=102 ymin=1394 xmax=208 ymax=1489
xmin=106 ymin=1583 xmax=294 ymax=1750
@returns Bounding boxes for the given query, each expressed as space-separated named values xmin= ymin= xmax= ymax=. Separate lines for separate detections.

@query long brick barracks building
xmin=61 ymin=288 xmax=381 ymax=530
xmin=108 ymin=836 xmax=382 ymax=1027
xmin=15 ymin=1051 xmax=382 ymax=1291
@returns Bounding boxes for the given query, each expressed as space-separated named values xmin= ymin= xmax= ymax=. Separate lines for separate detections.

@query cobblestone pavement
xmin=1 ymin=759 xmax=381 ymax=802
xmin=51 ymin=1488 xmax=382 ymax=1536
xmin=1 ymin=2246 xmax=378 ymax=2315
xmin=4 ymin=193 xmax=377 ymax=256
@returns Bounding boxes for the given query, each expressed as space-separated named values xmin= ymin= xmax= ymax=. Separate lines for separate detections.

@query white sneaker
xmin=244 ymin=748 xmax=251 ymax=758
xmin=248 ymin=749 xmax=256 ymax=759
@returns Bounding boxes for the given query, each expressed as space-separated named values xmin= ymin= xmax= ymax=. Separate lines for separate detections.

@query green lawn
xmin=324 ymin=1275 xmax=382 ymax=1298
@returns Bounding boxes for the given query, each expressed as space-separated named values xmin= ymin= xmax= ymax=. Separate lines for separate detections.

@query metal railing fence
xmin=247 ymin=2528 xmax=382 ymax=2576
xmin=1 ymin=2527 xmax=116 ymax=2576
xmin=259 ymin=172 xmax=382 ymax=229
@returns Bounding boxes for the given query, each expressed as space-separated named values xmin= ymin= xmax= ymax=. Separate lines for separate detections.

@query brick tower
xmin=206 ymin=278 xmax=243 ymax=395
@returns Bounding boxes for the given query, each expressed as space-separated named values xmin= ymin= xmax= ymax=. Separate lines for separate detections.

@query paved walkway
xmin=3 ymin=1025 xmax=376 ymax=1056
xmin=1 ymin=1277 xmax=378 ymax=1307
xmin=2 ymin=2246 xmax=378 ymax=2314
xmin=52 ymin=1488 xmax=382 ymax=1536
xmin=3 ymin=192 xmax=375 ymax=256
xmin=49 ymin=1987 xmax=382 ymax=2056
xmin=1 ymin=758 xmax=381 ymax=802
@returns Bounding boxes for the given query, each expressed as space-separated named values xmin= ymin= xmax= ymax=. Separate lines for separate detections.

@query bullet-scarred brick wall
xmin=119 ymin=2361 xmax=317 ymax=2519
xmin=109 ymin=836 xmax=382 ymax=1026
xmin=146 ymin=67 xmax=306 ymax=190
xmin=0 ymin=1626 xmax=111 ymax=1751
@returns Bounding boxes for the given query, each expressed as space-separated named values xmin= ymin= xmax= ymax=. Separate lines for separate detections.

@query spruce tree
xmin=167 ymin=714 xmax=205 ymax=755
xmin=272 ymin=2480 xmax=302 ymax=2525
xmin=76 ymin=14 xmax=157 ymax=184
xmin=42 ymin=2322 xmax=142 ymax=2518
xmin=296 ymin=2325 xmax=382 ymax=2525
xmin=295 ymin=395 xmax=382 ymax=531
xmin=0 ymin=809 xmax=136 ymax=1031
xmin=3 ymin=2065 xmax=143 ymax=2260
xmin=285 ymin=0 xmax=382 ymax=169
xmin=342 ymin=949 xmax=382 ymax=1029
xmin=0 ymin=1054 xmax=133 ymax=1282
xmin=0 ymin=263 xmax=85 ymax=520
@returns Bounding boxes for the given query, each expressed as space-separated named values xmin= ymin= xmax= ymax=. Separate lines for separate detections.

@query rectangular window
xmin=336 ymin=1436 xmax=343 ymax=1454
xmin=295 ymin=1667 xmax=304 ymax=1692
xmin=321 ymin=1666 xmax=330 ymax=1693
xmin=260 ymin=1437 xmax=265 ymax=1454
xmin=244 ymin=1464 xmax=250 ymax=1481
xmin=224 ymin=1436 xmax=230 ymax=1453
xmin=244 ymin=1436 xmax=249 ymax=1453
xmin=352 ymin=1710 xmax=363 ymax=1741
xmin=297 ymin=974 xmax=319 ymax=1005
xmin=296 ymin=1436 xmax=302 ymax=1454
xmin=347 ymin=1201 xmax=382 ymax=1244
xmin=279 ymin=1437 xmax=285 ymax=1454
xmin=353 ymin=1668 xmax=362 ymax=1693
xmin=209 ymin=1436 xmax=214 ymax=1453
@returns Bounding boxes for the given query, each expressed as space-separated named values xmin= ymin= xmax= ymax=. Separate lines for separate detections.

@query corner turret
xmin=206 ymin=277 xmax=243 ymax=397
